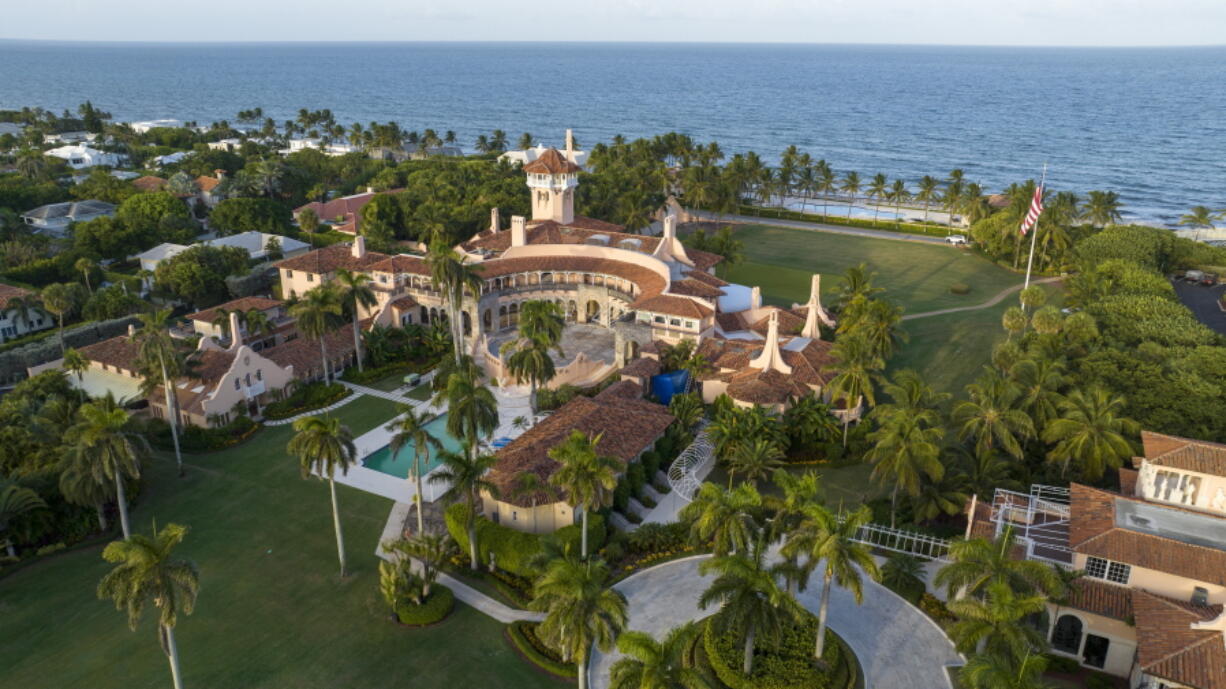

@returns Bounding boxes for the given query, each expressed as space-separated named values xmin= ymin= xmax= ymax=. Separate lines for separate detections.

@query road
xmin=1172 ymin=280 xmax=1226 ymax=336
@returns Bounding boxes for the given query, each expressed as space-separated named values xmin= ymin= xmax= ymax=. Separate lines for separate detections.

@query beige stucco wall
xmin=1046 ymin=603 xmax=1136 ymax=677
xmin=198 ymin=345 xmax=295 ymax=421
xmin=279 ymin=267 xmax=328 ymax=300
xmin=482 ymin=494 xmax=574 ymax=535
xmin=1071 ymin=552 xmax=1226 ymax=605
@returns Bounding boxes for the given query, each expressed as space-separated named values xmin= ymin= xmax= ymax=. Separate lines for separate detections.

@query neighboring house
xmin=207 ymin=138 xmax=241 ymax=152
xmin=482 ymin=379 xmax=674 ymax=534
xmin=21 ymin=200 xmax=116 ymax=237
xmin=966 ymin=431 xmax=1226 ymax=687
xmin=128 ymin=119 xmax=184 ymax=133
xmin=195 ymin=169 xmax=225 ymax=207
xmin=131 ymin=175 xmax=167 ymax=193
xmin=151 ymin=151 xmax=192 ymax=167
xmin=45 ymin=144 xmax=124 ymax=169
xmin=43 ymin=131 xmax=96 ymax=145
xmin=293 ymin=188 xmax=389 ymax=235
xmin=284 ymin=138 xmax=357 ymax=157
xmin=0 ymin=284 xmax=51 ymax=343
xmin=182 ymin=296 xmax=294 ymax=350
xmin=133 ymin=231 xmax=309 ymax=272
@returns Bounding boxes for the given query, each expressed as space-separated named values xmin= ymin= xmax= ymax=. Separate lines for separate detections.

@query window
xmin=1050 ymin=614 xmax=1082 ymax=655
xmin=1082 ymin=634 xmax=1109 ymax=669
xmin=653 ymin=315 xmax=665 ymax=324
xmin=669 ymin=318 xmax=681 ymax=327
xmin=306 ymin=273 xmax=314 ymax=282
xmin=285 ymin=270 xmax=294 ymax=279
xmin=512 ymin=511 xmax=517 ymax=522
xmin=234 ymin=379 xmax=241 ymax=390
xmin=685 ymin=321 xmax=695 ymax=329
xmin=256 ymin=369 xmax=262 ymax=381
xmin=1193 ymin=587 xmax=1209 ymax=606
xmin=1085 ymin=556 xmax=1130 ymax=585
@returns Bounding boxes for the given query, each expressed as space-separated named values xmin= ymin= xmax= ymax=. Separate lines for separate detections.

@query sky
xmin=4 ymin=0 xmax=1226 ymax=46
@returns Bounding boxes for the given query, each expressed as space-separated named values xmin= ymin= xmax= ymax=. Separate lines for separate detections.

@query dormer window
xmin=1085 ymin=556 xmax=1130 ymax=585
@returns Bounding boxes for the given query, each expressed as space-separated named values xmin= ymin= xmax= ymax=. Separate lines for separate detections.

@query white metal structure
xmin=666 ymin=421 xmax=714 ymax=502
xmin=989 ymin=484 xmax=1072 ymax=565
xmin=853 ymin=523 xmax=953 ymax=561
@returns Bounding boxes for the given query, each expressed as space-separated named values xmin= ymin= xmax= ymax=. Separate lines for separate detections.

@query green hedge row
xmin=340 ymin=358 xmax=437 ymax=386
xmin=262 ymin=382 xmax=351 ymax=420
xmin=394 ymin=585 xmax=454 ymax=626
xmin=444 ymin=503 xmax=605 ymax=578
xmin=505 ymin=621 xmax=576 ymax=678
xmin=142 ymin=416 xmax=261 ymax=453
xmin=733 ymin=204 xmax=954 ymax=238
xmin=702 ymin=611 xmax=856 ymax=689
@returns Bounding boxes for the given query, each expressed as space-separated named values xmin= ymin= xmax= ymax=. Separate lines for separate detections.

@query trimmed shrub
xmin=639 ymin=450 xmax=662 ymax=478
xmin=625 ymin=521 xmax=688 ymax=555
xmin=949 ymin=282 xmax=970 ymax=295
xmin=506 ymin=621 xmax=576 ymax=678
xmin=613 ymin=478 xmax=631 ymax=512
xmin=1044 ymin=654 xmax=1080 ymax=673
xmin=444 ymin=503 xmax=605 ymax=577
xmin=262 ymin=382 xmax=351 ymax=420
xmin=143 ymin=415 xmax=260 ymax=453
xmin=394 ymin=585 xmax=454 ymax=626
xmin=627 ymin=461 xmax=647 ymax=498
xmin=918 ymin=592 xmax=956 ymax=624
xmin=702 ymin=611 xmax=855 ymax=689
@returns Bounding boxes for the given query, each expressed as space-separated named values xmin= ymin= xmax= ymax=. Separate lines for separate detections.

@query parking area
xmin=1173 ymin=279 xmax=1226 ymax=336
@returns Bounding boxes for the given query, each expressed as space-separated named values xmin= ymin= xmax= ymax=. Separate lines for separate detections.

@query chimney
xmin=366 ymin=186 xmax=375 ymax=194
xmin=565 ymin=129 xmax=574 ymax=163
xmin=663 ymin=214 xmax=677 ymax=240
xmin=229 ymin=311 xmax=243 ymax=350
xmin=352 ymin=235 xmax=366 ymax=259
xmin=751 ymin=286 xmax=762 ymax=309
xmin=490 ymin=207 xmax=501 ymax=233
xmin=511 ymin=216 xmax=527 ymax=247
xmin=214 ymin=168 xmax=226 ymax=180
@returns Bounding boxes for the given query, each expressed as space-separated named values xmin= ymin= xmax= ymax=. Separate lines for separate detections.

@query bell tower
xmin=523 ymin=130 xmax=580 ymax=224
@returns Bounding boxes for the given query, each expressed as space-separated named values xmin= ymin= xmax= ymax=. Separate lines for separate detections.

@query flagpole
xmin=1022 ymin=163 xmax=1047 ymax=294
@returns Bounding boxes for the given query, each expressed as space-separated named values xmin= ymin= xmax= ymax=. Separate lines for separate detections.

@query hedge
xmin=444 ymin=503 xmax=605 ymax=578
xmin=394 ymin=585 xmax=454 ymax=626
xmin=143 ymin=415 xmax=261 ymax=453
xmin=262 ymin=382 xmax=351 ymax=420
xmin=506 ymin=621 xmax=576 ymax=678
xmin=731 ymin=204 xmax=953 ymax=238
xmin=702 ymin=611 xmax=856 ymax=689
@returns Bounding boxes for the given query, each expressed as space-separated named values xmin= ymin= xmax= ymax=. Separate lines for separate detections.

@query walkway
xmin=588 ymin=555 xmax=963 ymax=689
xmin=687 ymin=209 xmax=947 ymax=245
xmin=338 ymin=378 xmax=432 ymax=406
xmin=262 ymin=390 xmax=363 ymax=426
xmin=902 ymin=276 xmax=1063 ymax=321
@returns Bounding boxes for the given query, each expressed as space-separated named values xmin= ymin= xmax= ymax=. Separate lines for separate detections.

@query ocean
xmin=1 ymin=41 xmax=1223 ymax=225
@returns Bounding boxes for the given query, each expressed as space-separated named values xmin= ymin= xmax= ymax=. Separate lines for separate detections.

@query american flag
xmin=1019 ymin=185 xmax=1044 ymax=235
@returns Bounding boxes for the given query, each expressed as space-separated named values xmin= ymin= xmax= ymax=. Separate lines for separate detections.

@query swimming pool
xmin=361 ymin=414 xmax=466 ymax=479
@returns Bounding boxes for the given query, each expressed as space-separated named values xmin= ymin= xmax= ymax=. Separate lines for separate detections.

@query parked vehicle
xmin=1185 ymin=270 xmax=1206 ymax=283
xmin=946 ymin=234 xmax=968 ymax=246
xmin=1202 ymin=273 xmax=1219 ymax=286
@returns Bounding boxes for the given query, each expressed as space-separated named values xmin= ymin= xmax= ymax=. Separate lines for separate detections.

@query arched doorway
xmin=509 ymin=302 xmax=520 ymax=327
xmin=1051 ymin=614 xmax=1083 ymax=655
xmin=420 ymin=306 xmax=429 ymax=324
xmin=483 ymin=309 xmax=492 ymax=332
xmin=566 ymin=300 xmax=578 ymax=322
xmin=586 ymin=300 xmax=601 ymax=324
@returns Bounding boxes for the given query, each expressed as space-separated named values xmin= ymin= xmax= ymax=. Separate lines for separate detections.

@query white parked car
xmin=946 ymin=234 xmax=969 ymax=245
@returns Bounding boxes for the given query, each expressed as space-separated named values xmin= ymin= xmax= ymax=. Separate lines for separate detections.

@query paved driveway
xmin=589 ymin=555 xmax=962 ymax=689
xmin=1173 ymin=280 xmax=1226 ymax=335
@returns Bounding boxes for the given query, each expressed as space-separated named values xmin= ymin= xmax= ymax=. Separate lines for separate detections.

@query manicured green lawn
xmin=718 ymin=224 xmax=1020 ymax=313
xmin=0 ymin=394 xmax=545 ymax=689
xmin=707 ymin=462 xmax=887 ymax=509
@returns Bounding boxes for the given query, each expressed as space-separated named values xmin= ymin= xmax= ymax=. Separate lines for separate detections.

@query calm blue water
xmin=362 ymin=414 xmax=461 ymax=479
xmin=2 ymin=41 xmax=1224 ymax=225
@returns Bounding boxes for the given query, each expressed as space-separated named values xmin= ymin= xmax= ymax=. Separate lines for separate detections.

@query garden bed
xmin=393 ymin=585 xmax=455 ymax=626
xmin=504 ymin=621 xmax=576 ymax=680
xmin=701 ymin=609 xmax=860 ymax=689
xmin=262 ymin=382 xmax=351 ymax=420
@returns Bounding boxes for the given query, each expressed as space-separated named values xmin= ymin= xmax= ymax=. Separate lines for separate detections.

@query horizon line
xmin=1 ymin=38 xmax=1225 ymax=50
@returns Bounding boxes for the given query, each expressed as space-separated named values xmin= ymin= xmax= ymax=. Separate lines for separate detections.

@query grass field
xmin=0 ymin=394 xmax=546 ymax=689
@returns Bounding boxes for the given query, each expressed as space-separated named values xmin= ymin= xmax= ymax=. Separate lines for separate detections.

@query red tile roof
xmin=630 ymin=294 xmax=713 ymax=319
xmin=0 ymin=283 xmax=35 ymax=309
xmin=696 ymin=334 xmax=837 ymax=405
xmin=273 ymin=244 xmax=390 ymax=275
xmin=668 ymin=278 xmax=725 ymax=299
xmin=78 ymin=334 xmax=143 ymax=371
xmin=1132 ymin=588 xmax=1226 ymax=689
xmin=1065 ymin=579 xmax=1133 ymax=620
xmin=185 ymin=296 xmax=283 ymax=324
xmin=618 ymin=357 xmax=661 ymax=380
xmin=1141 ymin=430 xmax=1226 ymax=477
xmin=522 ymin=148 xmax=580 ymax=174
xmin=262 ymin=324 xmax=359 ymax=375
xmin=131 ymin=175 xmax=167 ymax=192
xmin=196 ymin=174 xmax=222 ymax=193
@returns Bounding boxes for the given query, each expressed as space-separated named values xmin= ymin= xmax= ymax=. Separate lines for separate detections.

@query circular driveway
xmin=589 ymin=555 xmax=963 ymax=689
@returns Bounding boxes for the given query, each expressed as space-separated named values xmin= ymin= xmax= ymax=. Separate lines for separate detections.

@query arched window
xmin=462 ymin=311 xmax=472 ymax=336
xmin=1051 ymin=614 xmax=1083 ymax=655
xmin=499 ymin=305 xmax=508 ymax=330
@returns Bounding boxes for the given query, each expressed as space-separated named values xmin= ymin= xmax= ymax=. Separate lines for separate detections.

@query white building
xmin=283 ymin=138 xmax=358 ymax=157
xmin=43 ymin=131 xmax=96 ymax=145
xmin=151 ymin=151 xmax=193 ymax=167
xmin=45 ymin=144 xmax=124 ymax=170
xmin=133 ymin=231 xmax=311 ymax=272
xmin=207 ymin=138 xmax=242 ymax=152
xmin=0 ymin=284 xmax=52 ymax=343
xmin=128 ymin=119 xmax=184 ymax=134
xmin=21 ymin=200 xmax=116 ymax=237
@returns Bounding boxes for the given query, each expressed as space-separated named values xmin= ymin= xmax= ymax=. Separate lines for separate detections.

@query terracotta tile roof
xmin=696 ymin=334 xmax=836 ymax=405
xmin=521 ymin=148 xmax=580 ymax=174
xmin=686 ymin=248 xmax=724 ymax=272
xmin=1118 ymin=467 xmax=1139 ymax=496
xmin=487 ymin=393 xmax=674 ymax=508
xmin=618 ymin=357 xmax=661 ymax=380
xmin=715 ymin=312 xmax=747 ymax=332
xmin=389 ymin=295 xmax=419 ymax=310
xmin=291 ymin=190 xmax=404 ymax=235
xmin=1132 ymin=588 xmax=1226 ymax=689
xmin=564 ymin=215 xmax=626 ymax=233
xmin=191 ymin=349 xmax=238 ymax=385
xmin=131 ymin=175 xmax=166 ymax=192
xmin=78 ymin=334 xmax=143 ymax=371
xmin=185 ymin=296 xmax=283 ymax=324
xmin=196 ymin=175 xmax=223 ymax=193
xmin=273 ymin=244 xmax=389 ymax=275
xmin=367 ymin=255 xmax=429 ymax=275
xmin=1141 ymin=431 xmax=1226 ymax=477
xmin=0 ymin=283 xmax=35 ymax=309
xmin=749 ymin=308 xmax=806 ymax=337
xmin=595 ymin=379 xmax=644 ymax=401
xmin=263 ymin=324 xmax=359 ymax=374
xmin=669 ymin=278 xmax=725 ymax=299
xmin=684 ymin=270 xmax=729 ymax=288
xmin=630 ymin=294 xmax=713 ymax=319
xmin=476 ymin=255 xmax=665 ymax=298
xmin=1069 ymin=483 xmax=1226 ymax=586
xmin=1065 ymin=579 xmax=1133 ymax=620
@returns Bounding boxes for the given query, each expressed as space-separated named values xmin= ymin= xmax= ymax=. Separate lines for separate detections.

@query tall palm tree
xmin=916 ymin=175 xmax=940 ymax=223
xmin=288 ymin=285 xmax=344 ymax=381
xmin=839 ymin=171 xmax=861 ymax=218
xmin=826 ymin=334 xmax=884 ymax=446
xmin=425 ymin=240 xmax=484 ymax=363
xmin=133 ymin=309 xmax=187 ymax=476
xmin=934 ymin=528 xmax=1064 ymax=600
xmin=62 ymin=347 xmax=89 ymax=386
xmin=41 ymin=282 xmax=83 ymax=355
xmin=1083 ymin=190 xmax=1123 ymax=228
xmin=678 ymin=482 xmax=761 ymax=557
xmin=816 ymin=162 xmax=837 ymax=219
xmin=947 ymin=581 xmax=1047 ymax=658
xmin=867 ymin=173 xmax=888 ymax=226
xmin=531 ymin=556 xmax=628 ymax=689
xmin=437 ymin=365 xmax=498 ymax=457
xmin=548 ymin=430 xmax=619 ymax=559
xmin=698 ymin=534 xmax=802 ymax=674
xmin=502 ymin=300 xmax=565 ymax=414
xmin=1008 ymin=357 xmax=1067 ymax=434
xmin=864 ymin=410 xmax=945 ymax=528
xmin=960 ymin=650 xmax=1055 ymax=689
xmin=428 ymin=448 xmax=497 ymax=569
xmin=58 ymin=445 xmax=113 ymax=532
xmin=0 ymin=479 xmax=46 ymax=557
xmin=75 ymin=257 xmax=96 ymax=293
xmin=97 ymin=523 xmax=199 ymax=689
xmin=726 ymin=438 xmax=784 ymax=489
xmin=851 ymin=298 xmax=908 ymax=360
xmin=287 ymin=415 xmax=356 ymax=576
xmin=610 ymin=622 xmax=710 ymax=689
xmin=334 ymin=269 xmax=378 ymax=373
xmin=1042 ymin=387 xmax=1138 ymax=480
xmin=1178 ymin=205 xmax=1223 ymax=241
xmin=782 ymin=504 xmax=879 ymax=658
xmin=386 ymin=405 xmax=441 ymax=535
xmin=70 ymin=394 xmax=146 ymax=539
xmin=953 ymin=369 xmax=1034 ymax=460
xmin=887 ymin=179 xmax=910 ymax=228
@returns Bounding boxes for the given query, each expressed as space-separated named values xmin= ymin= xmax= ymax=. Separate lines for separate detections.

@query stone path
xmin=338 ymin=380 xmax=426 ymax=406
xmin=262 ymin=391 xmax=363 ymax=426
xmin=589 ymin=555 xmax=963 ymax=689
xmin=902 ymin=276 xmax=1063 ymax=321
xmin=688 ymin=209 xmax=948 ymax=245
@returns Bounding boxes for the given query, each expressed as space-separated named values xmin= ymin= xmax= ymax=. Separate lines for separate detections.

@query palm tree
xmin=781 ymin=394 xmax=839 ymax=449
xmin=916 ymin=175 xmax=940 ymax=223
xmin=888 ymin=179 xmax=910 ymax=228
xmin=428 ymin=448 xmax=497 ymax=569
xmin=386 ymin=406 xmax=442 ymax=535
xmin=852 ymin=298 xmax=908 ymax=360
xmin=726 ymin=438 xmax=784 ymax=489
xmin=289 ymin=285 xmax=344 ymax=381
xmin=437 ymin=364 xmax=498 ymax=457
xmin=1042 ymin=387 xmax=1138 ymax=480
xmin=839 ymin=171 xmax=861 ymax=218
xmin=97 ymin=523 xmax=199 ymax=689
xmin=960 ymin=650 xmax=1055 ymax=689
xmin=75 ymin=257 xmax=96 ymax=293
xmin=826 ymin=334 xmax=884 ymax=446
xmin=1008 ymin=357 xmax=1067 ymax=434
xmin=815 ymin=163 xmax=837 ymax=219
xmin=287 ymin=415 xmax=356 ymax=576
xmin=70 ymin=394 xmax=146 ymax=539
xmin=698 ymin=534 xmax=802 ymax=674
xmin=42 ymin=282 xmax=84 ymax=355
xmin=58 ymin=444 xmax=113 ymax=532
xmin=0 ymin=479 xmax=46 ymax=557
xmin=609 ymin=622 xmax=710 ymax=689
xmin=334 ymin=269 xmax=378 ymax=373
xmin=1178 ymin=205 xmax=1223 ymax=241
xmin=864 ymin=410 xmax=945 ymax=528
xmin=133 ymin=309 xmax=187 ymax=476
xmin=548 ymin=430 xmax=619 ymax=559
xmin=834 ymin=262 xmax=884 ymax=310
xmin=678 ymin=482 xmax=761 ymax=556
xmin=953 ymin=369 xmax=1034 ymax=460
xmin=947 ymin=581 xmax=1047 ymax=658
xmin=502 ymin=300 xmax=565 ymax=413
xmin=867 ymin=173 xmax=888 ymax=226
xmin=531 ymin=556 xmax=628 ymax=689
xmin=1083 ymin=190 xmax=1123 ymax=228
xmin=425 ymin=240 xmax=484 ymax=363
xmin=62 ymin=347 xmax=89 ymax=386
xmin=934 ymin=528 xmax=1064 ymax=600
xmin=782 ymin=504 xmax=879 ymax=658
